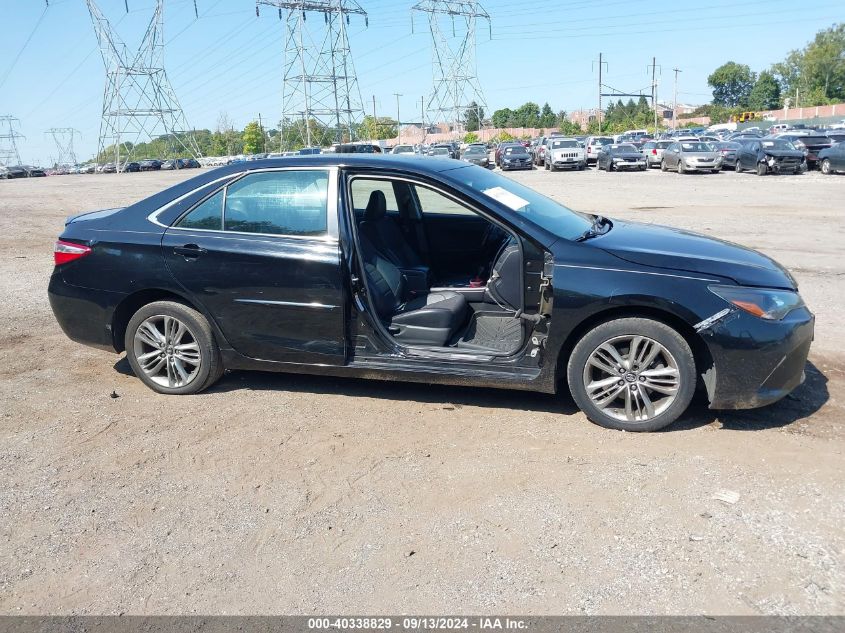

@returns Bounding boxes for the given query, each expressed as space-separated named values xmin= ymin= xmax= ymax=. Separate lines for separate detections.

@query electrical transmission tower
xmin=0 ymin=116 xmax=25 ymax=167
xmin=412 ymin=1 xmax=490 ymax=138
xmin=86 ymin=1 xmax=201 ymax=172
xmin=46 ymin=128 xmax=81 ymax=167
xmin=257 ymin=0 xmax=368 ymax=150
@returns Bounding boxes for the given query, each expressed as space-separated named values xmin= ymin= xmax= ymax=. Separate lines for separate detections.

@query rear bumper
xmin=48 ymin=271 xmax=122 ymax=352
xmin=701 ymin=307 xmax=814 ymax=409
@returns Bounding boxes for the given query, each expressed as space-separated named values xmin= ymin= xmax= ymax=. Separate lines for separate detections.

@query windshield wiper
xmin=575 ymin=215 xmax=612 ymax=242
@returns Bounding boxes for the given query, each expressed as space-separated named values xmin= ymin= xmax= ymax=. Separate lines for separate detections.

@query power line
xmin=0 ymin=6 xmax=49 ymax=91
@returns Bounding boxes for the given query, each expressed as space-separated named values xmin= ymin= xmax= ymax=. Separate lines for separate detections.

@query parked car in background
xmin=544 ymin=138 xmax=586 ymax=171
xmin=532 ymin=136 xmax=550 ymax=166
xmin=713 ymin=141 xmax=741 ymax=169
xmin=139 ymin=159 xmax=162 ymax=171
xmin=428 ymin=147 xmax=452 ymax=158
xmin=461 ymin=144 xmax=490 ymax=168
xmin=0 ymin=165 xmax=8 ymax=179
xmin=641 ymin=140 xmax=673 ymax=168
xmin=4 ymin=165 xmax=32 ymax=178
xmin=124 ymin=162 xmax=141 ymax=173
xmin=47 ymin=155 xmax=814 ymax=432
xmin=818 ymin=143 xmax=845 ymax=175
xmin=661 ymin=141 xmax=722 ymax=174
xmin=585 ymin=136 xmax=613 ymax=164
xmin=182 ymin=158 xmax=201 ymax=169
xmin=100 ymin=162 xmax=117 ymax=174
xmin=825 ymin=132 xmax=845 ymax=144
xmin=495 ymin=142 xmax=522 ymax=167
xmin=391 ymin=144 xmax=415 ymax=155
xmin=431 ymin=143 xmax=457 ymax=159
xmin=596 ymin=144 xmax=646 ymax=171
xmin=499 ymin=144 xmax=533 ymax=171
xmin=735 ymin=138 xmax=804 ymax=175
xmin=776 ymin=134 xmax=833 ymax=169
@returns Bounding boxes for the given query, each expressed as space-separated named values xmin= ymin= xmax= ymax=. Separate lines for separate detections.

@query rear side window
xmin=177 ymin=190 xmax=223 ymax=230
xmin=224 ymin=171 xmax=328 ymax=236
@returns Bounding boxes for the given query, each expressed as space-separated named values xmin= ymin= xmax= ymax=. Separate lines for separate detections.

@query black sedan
xmin=498 ymin=145 xmax=532 ymax=170
xmin=596 ymin=144 xmax=647 ymax=171
xmin=735 ymin=138 xmax=805 ymax=175
xmin=461 ymin=144 xmax=490 ymax=167
xmin=818 ymin=143 xmax=845 ymax=174
xmin=5 ymin=164 xmax=47 ymax=178
xmin=48 ymin=155 xmax=813 ymax=432
xmin=139 ymin=159 xmax=162 ymax=171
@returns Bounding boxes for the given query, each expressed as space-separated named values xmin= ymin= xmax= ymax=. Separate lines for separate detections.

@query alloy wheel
xmin=133 ymin=315 xmax=202 ymax=388
xmin=582 ymin=335 xmax=680 ymax=423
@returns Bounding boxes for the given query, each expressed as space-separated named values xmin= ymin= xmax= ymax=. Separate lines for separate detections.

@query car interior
xmin=349 ymin=176 xmax=525 ymax=355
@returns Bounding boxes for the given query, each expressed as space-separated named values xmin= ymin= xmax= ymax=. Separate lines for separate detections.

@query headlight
xmin=709 ymin=285 xmax=804 ymax=320
xmin=767 ymin=156 xmax=776 ymax=166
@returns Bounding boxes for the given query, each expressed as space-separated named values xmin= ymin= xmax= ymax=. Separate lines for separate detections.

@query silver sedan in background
xmin=661 ymin=141 xmax=722 ymax=174
xmin=641 ymin=140 xmax=674 ymax=168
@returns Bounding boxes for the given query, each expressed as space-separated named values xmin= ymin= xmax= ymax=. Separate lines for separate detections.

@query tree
xmin=463 ymin=132 xmax=480 ymax=144
xmin=748 ymin=71 xmax=781 ymax=110
xmin=772 ymin=23 xmax=845 ymax=106
xmin=515 ymin=101 xmax=541 ymax=127
xmin=708 ymin=61 xmax=756 ymax=107
xmin=242 ymin=121 xmax=265 ymax=154
xmin=463 ymin=101 xmax=485 ymax=132
xmin=359 ymin=115 xmax=397 ymax=140
xmin=491 ymin=108 xmax=513 ymax=128
xmin=539 ymin=102 xmax=555 ymax=128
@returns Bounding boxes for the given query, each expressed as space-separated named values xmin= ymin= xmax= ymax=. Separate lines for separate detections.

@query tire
xmin=545 ymin=160 xmax=550 ymax=171
xmin=711 ymin=169 xmax=719 ymax=174
xmin=735 ymin=159 xmax=743 ymax=173
xmin=567 ymin=317 xmax=696 ymax=432
xmin=125 ymin=300 xmax=223 ymax=395
xmin=660 ymin=160 xmax=667 ymax=172
xmin=608 ymin=161 xmax=614 ymax=172
xmin=677 ymin=160 xmax=685 ymax=174
xmin=756 ymin=162 xmax=767 ymax=176
xmin=639 ymin=166 xmax=647 ymax=171
xmin=821 ymin=159 xmax=832 ymax=175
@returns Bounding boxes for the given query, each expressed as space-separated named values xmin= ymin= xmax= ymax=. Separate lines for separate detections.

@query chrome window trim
xmin=148 ymin=166 xmax=339 ymax=242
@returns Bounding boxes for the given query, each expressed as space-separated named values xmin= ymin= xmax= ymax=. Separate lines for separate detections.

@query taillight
xmin=652 ymin=149 xmax=657 ymax=154
xmin=54 ymin=240 xmax=92 ymax=265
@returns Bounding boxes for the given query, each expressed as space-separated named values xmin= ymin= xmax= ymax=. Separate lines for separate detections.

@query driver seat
xmin=359 ymin=234 xmax=467 ymax=346
xmin=358 ymin=190 xmax=425 ymax=269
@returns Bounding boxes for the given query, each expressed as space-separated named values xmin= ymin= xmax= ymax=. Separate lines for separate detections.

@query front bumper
xmin=700 ymin=306 xmax=814 ymax=409
xmin=683 ymin=161 xmax=721 ymax=171
xmin=552 ymin=158 xmax=583 ymax=168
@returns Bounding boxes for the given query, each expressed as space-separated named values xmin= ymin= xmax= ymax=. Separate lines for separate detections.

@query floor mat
xmin=456 ymin=314 xmax=523 ymax=352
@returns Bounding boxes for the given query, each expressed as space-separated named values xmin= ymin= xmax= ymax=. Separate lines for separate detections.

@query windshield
xmin=761 ymin=140 xmax=797 ymax=150
xmin=431 ymin=148 xmax=449 ymax=155
xmin=504 ymin=146 xmax=528 ymax=155
xmin=680 ymin=142 xmax=713 ymax=152
xmin=656 ymin=141 xmax=673 ymax=149
xmin=464 ymin=146 xmax=486 ymax=155
xmin=449 ymin=166 xmax=592 ymax=240
xmin=610 ymin=144 xmax=638 ymax=153
xmin=551 ymin=140 xmax=578 ymax=148
xmin=392 ymin=145 xmax=414 ymax=154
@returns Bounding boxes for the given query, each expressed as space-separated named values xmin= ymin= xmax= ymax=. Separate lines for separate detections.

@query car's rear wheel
xmin=660 ymin=160 xmax=667 ymax=172
xmin=821 ymin=159 xmax=832 ymax=175
xmin=567 ymin=317 xmax=696 ymax=432
xmin=735 ymin=159 xmax=743 ymax=173
xmin=125 ymin=300 xmax=223 ymax=395
xmin=756 ymin=162 xmax=767 ymax=176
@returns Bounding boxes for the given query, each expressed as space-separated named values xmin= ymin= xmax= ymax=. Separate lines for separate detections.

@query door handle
xmin=174 ymin=244 xmax=206 ymax=258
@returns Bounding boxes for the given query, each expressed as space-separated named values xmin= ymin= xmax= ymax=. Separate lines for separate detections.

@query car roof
xmin=210 ymin=154 xmax=470 ymax=175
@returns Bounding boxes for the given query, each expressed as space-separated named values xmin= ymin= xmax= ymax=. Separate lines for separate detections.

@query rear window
xmin=591 ymin=137 xmax=613 ymax=146
xmin=656 ymin=141 xmax=673 ymax=149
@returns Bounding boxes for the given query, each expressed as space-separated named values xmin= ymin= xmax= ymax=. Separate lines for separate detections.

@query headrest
xmin=364 ymin=190 xmax=387 ymax=221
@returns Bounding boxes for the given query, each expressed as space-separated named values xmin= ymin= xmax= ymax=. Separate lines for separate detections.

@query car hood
xmin=588 ymin=220 xmax=796 ymax=289
xmin=763 ymin=149 xmax=805 ymax=159
xmin=681 ymin=152 xmax=720 ymax=159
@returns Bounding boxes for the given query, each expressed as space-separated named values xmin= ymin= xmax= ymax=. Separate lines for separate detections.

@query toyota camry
xmin=48 ymin=155 xmax=814 ymax=431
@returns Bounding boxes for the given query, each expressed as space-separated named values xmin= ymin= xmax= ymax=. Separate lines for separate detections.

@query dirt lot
xmin=1 ymin=166 xmax=844 ymax=615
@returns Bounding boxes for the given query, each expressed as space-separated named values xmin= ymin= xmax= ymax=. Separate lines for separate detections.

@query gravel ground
xmin=1 ymin=166 xmax=843 ymax=615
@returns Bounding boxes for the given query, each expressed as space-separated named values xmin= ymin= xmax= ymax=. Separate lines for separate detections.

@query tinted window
xmin=223 ymin=170 xmax=328 ymax=236
xmin=177 ymin=190 xmax=224 ymax=230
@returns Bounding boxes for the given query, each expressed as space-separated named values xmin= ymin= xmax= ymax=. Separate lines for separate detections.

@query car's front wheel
xmin=757 ymin=162 xmax=767 ymax=176
xmin=567 ymin=317 xmax=696 ymax=432
xmin=125 ymin=300 xmax=223 ymax=395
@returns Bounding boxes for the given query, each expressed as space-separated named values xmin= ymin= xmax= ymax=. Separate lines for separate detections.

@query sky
xmin=0 ymin=0 xmax=841 ymax=165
